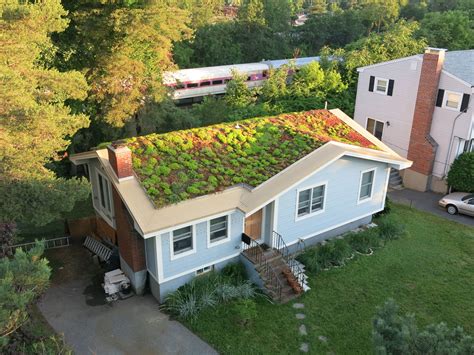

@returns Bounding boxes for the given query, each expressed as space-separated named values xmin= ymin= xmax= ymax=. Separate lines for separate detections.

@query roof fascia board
xmin=356 ymin=55 xmax=421 ymax=73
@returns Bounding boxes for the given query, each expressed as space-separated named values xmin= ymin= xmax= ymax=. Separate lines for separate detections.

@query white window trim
xmin=357 ymin=168 xmax=377 ymax=204
xmin=95 ymin=169 xmax=114 ymax=224
xmin=374 ymin=77 xmax=389 ymax=95
xmin=365 ymin=117 xmax=385 ymax=139
xmin=442 ymin=90 xmax=462 ymax=111
xmin=295 ymin=181 xmax=328 ymax=222
xmin=169 ymin=225 xmax=197 ymax=260
xmin=207 ymin=213 xmax=232 ymax=248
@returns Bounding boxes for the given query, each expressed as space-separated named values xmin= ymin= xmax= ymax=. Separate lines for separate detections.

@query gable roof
xmin=125 ymin=110 xmax=379 ymax=209
xmin=357 ymin=50 xmax=474 ymax=86
xmin=443 ymin=50 xmax=474 ymax=86
xmin=71 ymin=109 xmax=411 ymax=236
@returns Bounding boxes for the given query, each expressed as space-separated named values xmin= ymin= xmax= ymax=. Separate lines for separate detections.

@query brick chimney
xmin=405 ymin=48 xmax=445 ymax=190
xmin=107 ymin=141 xmax=133 ymax=180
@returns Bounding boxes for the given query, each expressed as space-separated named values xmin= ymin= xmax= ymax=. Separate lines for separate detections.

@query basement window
xmin=196 ymin=265 xmax=214 ymax=276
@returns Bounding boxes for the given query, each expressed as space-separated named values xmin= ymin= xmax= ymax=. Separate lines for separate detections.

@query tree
xmin=90 ymin=4 xmax=192 ymax=128
xmin=344 ymin=20 xmax=427 ymax=82
xmin=0 ymin=243 xmax=51 ymax=348
xmin=260 ymin=67 xmax=290 ymax=103
xmin=0 ymin=0 xmax=91 ymax=227
xmin=419 ymin=11 xmax=474 ymax=50
xmin=357 ymin=0 xmax=402 ymax=33
xmin=447 ymin=152 xmax=474 ymax=192
xmin=263 ymin=0 xmax=292 ymax=32
xmin=225 ymin=70 xmax=258 ymax=108
xmin=238 ymin=0 xmax=266 ymax=26
xmin=373 ymin=299 xmax=474 ymax=354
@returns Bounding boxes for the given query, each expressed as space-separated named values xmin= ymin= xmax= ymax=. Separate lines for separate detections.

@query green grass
xmin=184 ymin=204 xmax=474 ymax=354
xmin=16 ymin=198 xmax=94 ymax=243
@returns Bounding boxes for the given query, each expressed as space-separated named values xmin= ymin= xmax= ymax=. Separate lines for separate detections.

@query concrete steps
xmin=389 ymin=168 xmax=404 ymax=190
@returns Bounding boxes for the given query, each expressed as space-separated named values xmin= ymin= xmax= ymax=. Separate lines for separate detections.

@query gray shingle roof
xmin=444 ymin=50 xmax=474 ymax=85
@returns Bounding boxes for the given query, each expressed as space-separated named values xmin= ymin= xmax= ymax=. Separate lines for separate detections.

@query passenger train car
xmin=163 ymin=57 xmax=320 ymax=103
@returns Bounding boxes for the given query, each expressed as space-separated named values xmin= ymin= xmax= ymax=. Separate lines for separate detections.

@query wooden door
xmin=244 ymin=209 xmax=263 ymax=240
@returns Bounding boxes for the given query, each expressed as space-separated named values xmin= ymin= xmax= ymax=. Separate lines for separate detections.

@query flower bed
xmin=126 ymin=110 xmax=378 ymax=208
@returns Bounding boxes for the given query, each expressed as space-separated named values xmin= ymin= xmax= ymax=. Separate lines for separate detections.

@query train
xmin=163 ymin=57 xmax=321 ymax=104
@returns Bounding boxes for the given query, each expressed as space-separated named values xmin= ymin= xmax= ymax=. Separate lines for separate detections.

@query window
xmin=176 ymin=83 xmax=185 ymax=89
xmin=359 ymin=169 xmax=375 ymax=201
xmin=186 ymin=83 xmax=198 ymax=88
xmin=97 ymin=172 xmax=112 ymax=214
xmin=212 ymin=79 xmax=223 ymax=85
xmin=172 ymin=226 xmax=193 ymax=255
xmin=200 ymin=81 xmax=211 ymax=87
xmin=444 ymin=91 xmax=462 ymax=110
xmin=366 ymin=118 xmax=384 ymax=140
xmin=369 ymin=76 xmax=394 ymax=96
xmin=209 ymin=216 xmax=228 ymax=243
xmin=224 ymin=79 xmax=231 ymax=83
xmin=297 ymin=184 xmax=326 ymax=219
xmin=196 ymin=265 xmax=214 ymax=275
xmin=246 ymin=76 xmax=252 ymax=81
xmin=375 ymin=78 xmax=388 ymax=94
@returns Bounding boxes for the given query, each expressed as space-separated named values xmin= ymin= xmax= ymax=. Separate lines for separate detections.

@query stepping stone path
xmin=293 ymin=302 xmax=308 ymax=352
xmin=296 ymin=313 xmax=306 ymax=320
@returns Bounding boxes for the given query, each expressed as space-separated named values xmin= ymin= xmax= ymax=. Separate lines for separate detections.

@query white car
xmin=439 ymin=192 xmax=474 ymax=216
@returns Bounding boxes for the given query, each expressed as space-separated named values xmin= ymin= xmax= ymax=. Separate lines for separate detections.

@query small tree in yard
xmin=373 ymin=299 xmax=474 ymax=354
xmin=0 ymin=242 xmax=51 ymax=350
xmin=447 ymin=152 xmax=474 ymax=193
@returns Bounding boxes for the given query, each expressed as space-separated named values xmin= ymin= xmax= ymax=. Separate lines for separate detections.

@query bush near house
xmin=297 ymin=216 xmax=404 ymax=274
xmin=373 ymin=299 xmax=474 ymax=354
xmin=126 ymin=110 xmax=378 ymax=208
xmin=447 ymin=152 xmax=474 ymax=193
xmin=161 ymin=263 xmax=262 ymax=320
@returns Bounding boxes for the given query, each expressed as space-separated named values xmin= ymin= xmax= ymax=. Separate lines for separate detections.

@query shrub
xmin=296 ymin=248 xmax=321 ymax=274
xmin=373 ymin=299 xmax=474 ymax=355
xmin=378 ymin=218 xmax=405 ymax=242
xmin=447 ymin=152 xmax=474 ymax=192
xmin=348 ymin=229 xmax=380 ymax=254
xmin=221 ymin=262 xmax=247 ymax=283
xmin=331 ymin=238 xmax=352 ymax=265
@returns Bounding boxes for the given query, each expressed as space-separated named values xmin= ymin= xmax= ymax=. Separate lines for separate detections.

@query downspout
xmin=443 ymin=107 xmax=469 ymax=177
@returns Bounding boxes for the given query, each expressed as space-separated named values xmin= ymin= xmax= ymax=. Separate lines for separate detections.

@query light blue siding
xmin=159 ymin=210 xmax=244 ymax=280
xmin=276 ymin=156 xmax=388 ymax=245
xmin=145 ymin=237 xmax=157 ymax=278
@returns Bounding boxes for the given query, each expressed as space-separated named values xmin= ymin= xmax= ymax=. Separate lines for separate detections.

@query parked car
xmin=439 ymin=193 xmax=474 ymax=216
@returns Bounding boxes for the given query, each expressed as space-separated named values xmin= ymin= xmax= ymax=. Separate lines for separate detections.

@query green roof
xmin=126 ymin=110 xmax=378 ymax=208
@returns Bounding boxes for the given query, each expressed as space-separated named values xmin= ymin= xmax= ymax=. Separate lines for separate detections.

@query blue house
xmin=71 ymin=109 xmax=411 ymax=302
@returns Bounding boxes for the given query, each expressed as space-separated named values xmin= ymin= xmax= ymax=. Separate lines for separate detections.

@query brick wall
xmin=108 ymin=144 xmax=133 ymax=180
xmin=407 ymin=50 xmax=444 ymax=175
xmin=112 ymin=186 xmax=146 ymax=272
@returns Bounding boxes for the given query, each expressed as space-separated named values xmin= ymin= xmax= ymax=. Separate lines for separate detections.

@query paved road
xmin=388 ymin=188 xmax=474 ymax=227
xmin=38 ymin=244 xmax=217 ymax=355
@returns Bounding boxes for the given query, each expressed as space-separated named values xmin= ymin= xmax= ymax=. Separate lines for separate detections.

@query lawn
xmin=184 ymin=204 xmax=474 ymax=354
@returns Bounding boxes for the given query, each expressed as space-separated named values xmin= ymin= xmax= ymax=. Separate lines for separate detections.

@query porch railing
xmin=272 ymin=231 xmax=306 ymax=288
xmin=241 ymin=233 xmax=283 ymax=301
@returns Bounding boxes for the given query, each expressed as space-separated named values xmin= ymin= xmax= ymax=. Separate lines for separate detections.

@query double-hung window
xmin=297 ymin=184 xmax=326 ymax=219
xmin=97 ymin=171 xmax=112 ymax=216
xmin=173 ymin=226 xmax=193 ymax=255
xmin=209 ymin=216 xmax=229 ymax=244
xmin=366 ymin=118 xmax=384 ymax=140
xmin=375 ymin=78 xmax=388 ymax=94
xmin=444 ymin=91 xmax=462 ymax=110
xmin=359 ymin=169 xmax=375 ymax=201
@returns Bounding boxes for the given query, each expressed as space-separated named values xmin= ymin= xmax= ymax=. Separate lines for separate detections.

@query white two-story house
xmin=354 ymin=48 xmax=473 ymax=193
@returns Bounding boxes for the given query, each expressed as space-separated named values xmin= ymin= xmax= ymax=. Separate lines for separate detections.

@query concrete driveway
xmin=388 ymin=188 xmax=474 ymax=227
xmin=38 ymin=244 xmax=217 ymax=355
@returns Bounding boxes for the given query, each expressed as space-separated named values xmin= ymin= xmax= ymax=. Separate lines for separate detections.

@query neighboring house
xmin=70 ymin=109 xmax=411 ymax=302
xmin=354 ymin=48 xmax=473 ymax=193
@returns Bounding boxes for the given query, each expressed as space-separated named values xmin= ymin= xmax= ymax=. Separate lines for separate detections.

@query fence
xmin=4 ymin=236 xmax=70 ymax=255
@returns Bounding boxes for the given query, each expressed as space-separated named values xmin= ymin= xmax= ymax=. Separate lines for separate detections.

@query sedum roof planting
xmin=126 ymin=110 xmax=378 ymax=208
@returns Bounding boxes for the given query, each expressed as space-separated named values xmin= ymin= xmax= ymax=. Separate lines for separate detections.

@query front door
xmin=244 ymin=209 xmax=263 ymax=241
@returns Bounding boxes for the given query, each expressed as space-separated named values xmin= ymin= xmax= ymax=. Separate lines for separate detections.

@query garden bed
xmin=126 ymin=110 xmax=378 ymax=208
